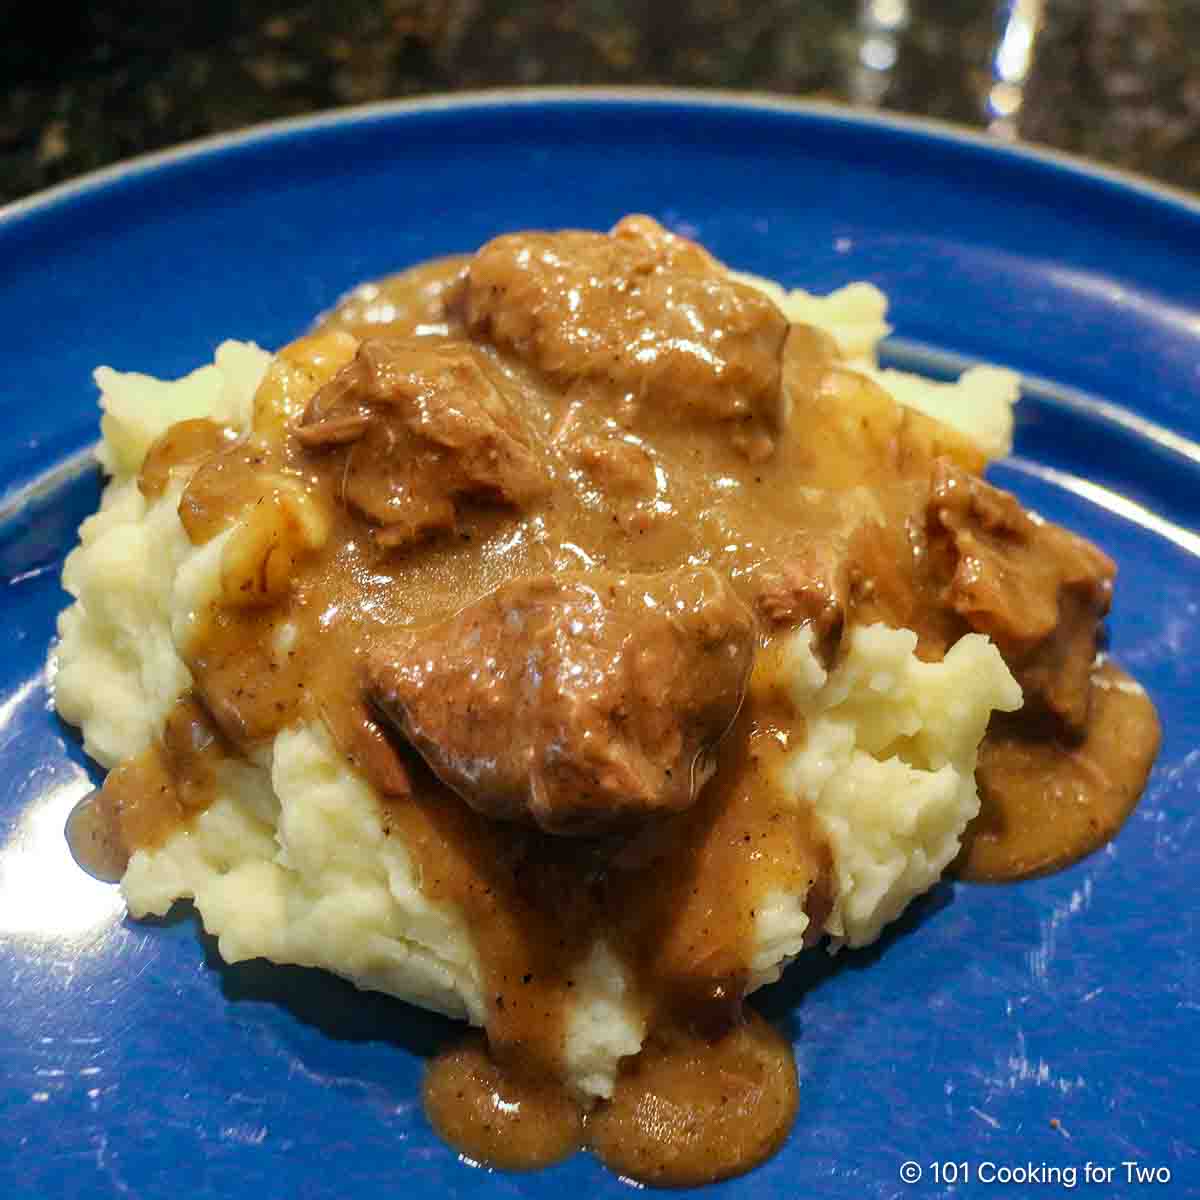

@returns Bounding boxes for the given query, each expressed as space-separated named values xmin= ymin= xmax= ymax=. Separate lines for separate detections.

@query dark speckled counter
xmin=3 ymin=1 xmax=1199 ymax=206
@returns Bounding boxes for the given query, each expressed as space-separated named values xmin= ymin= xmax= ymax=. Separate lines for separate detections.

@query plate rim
xmin=3 ymin=86 xmax=1198 ymax=230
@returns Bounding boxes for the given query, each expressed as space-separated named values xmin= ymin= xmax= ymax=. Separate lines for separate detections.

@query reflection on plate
xmin=1 ymin=93 xmax=1197 ymax=1200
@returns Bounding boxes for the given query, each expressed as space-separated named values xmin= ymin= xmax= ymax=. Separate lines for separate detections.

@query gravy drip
xmin=66 ymin=219 xmax=1161 ymax=1183
xmin=424 ymin=1008 xmax=797 ymax=1184
xmin=139 ymin=418 xmax=239 ymax=501
xmin=423 ymin=1032 xmax=584 ymax=1170
xmin=587 ymin=1009 xmax=798 ymax=1186
xmin=69 ymin=694 xmax=229 ymax=882
xmin=958 ymin=660 xmax=1161 ymax=880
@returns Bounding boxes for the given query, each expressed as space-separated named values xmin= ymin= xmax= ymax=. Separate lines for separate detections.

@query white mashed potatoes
xmin=55 ymin=277 xmax=1022 ymax=1099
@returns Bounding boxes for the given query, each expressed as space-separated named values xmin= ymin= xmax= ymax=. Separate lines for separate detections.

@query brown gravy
xmin=65 ymin=218 xmax=1161 ymax=1185
xmin=423 ymin=1033 xmax=584 ymax=1170
xmin=71 ymin=694 xmax=229 ymax=882
xmin=958 ymin=660 xmax=1161 ymax=880
xmin=587 ymin=1010 xmax=798 ymax=1186
xmin=424 ymin=1010 xmax=796 ymax=1185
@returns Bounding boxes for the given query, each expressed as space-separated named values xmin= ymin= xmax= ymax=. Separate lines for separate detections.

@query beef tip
xmin=927 ymin=459 xmax=1115 ymax=737
xmin=365 ymin=567 xmax=756 ymax=835
xmin=295 ymin=337 xmax=548 ymax=549
xmin=753 ymin=542 xmax=848 ymax=665
xmin=453 ymin=216 xmax=789 ymax=458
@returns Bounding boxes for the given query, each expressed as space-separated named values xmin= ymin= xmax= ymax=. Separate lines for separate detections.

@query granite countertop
xmin=4 ymin=0 xmax=1199 ymax=206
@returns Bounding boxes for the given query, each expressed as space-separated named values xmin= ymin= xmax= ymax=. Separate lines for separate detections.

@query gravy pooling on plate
xmin=67 ymin=216 xmax=1159 ymax=1184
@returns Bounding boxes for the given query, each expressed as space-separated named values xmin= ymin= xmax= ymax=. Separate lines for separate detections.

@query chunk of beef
xmin=454 ymin=216 xmax=789 ymax=459
xmin=927 ymin=460 xmax=1115 ymax=737
xmin=295 ymin=337 xmax=548 ymax=549
xmin=366 ymin=567 xmax=756 ymax=835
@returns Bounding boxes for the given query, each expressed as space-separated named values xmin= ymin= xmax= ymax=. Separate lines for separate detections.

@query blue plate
xmin=2 ymin=92 xmax=1197 ymax=1200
